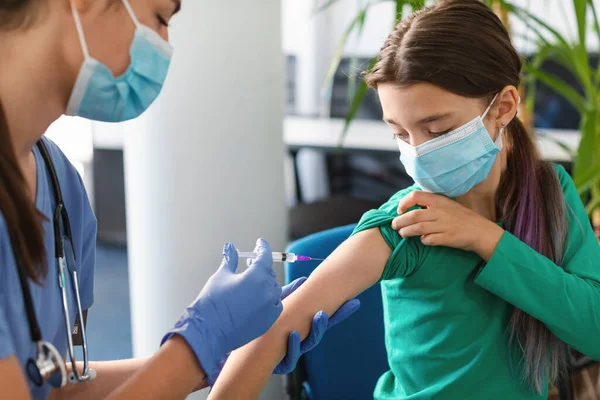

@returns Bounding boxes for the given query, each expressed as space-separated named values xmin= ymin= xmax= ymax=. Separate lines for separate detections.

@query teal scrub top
xmin=352 ymin=164 xmax=600 ymax=399
xmin=0 ymin=137 xmax=96 ymax=399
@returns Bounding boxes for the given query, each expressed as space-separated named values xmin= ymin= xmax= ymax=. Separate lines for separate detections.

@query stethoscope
xmin=16 ymin=140 xmax=96 ymax=388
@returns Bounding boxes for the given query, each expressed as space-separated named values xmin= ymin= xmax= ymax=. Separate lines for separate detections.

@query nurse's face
xmin=70 ymin=0 xmax=181 ymax=77
xmin=378 ymin=82 xmax=503 ymax=147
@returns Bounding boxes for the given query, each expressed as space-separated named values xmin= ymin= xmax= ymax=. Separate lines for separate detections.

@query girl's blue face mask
xmin=396 ymin=94 xmax=502 ymax=198
xmin=66 ymin=0 xmax=173 ymax=123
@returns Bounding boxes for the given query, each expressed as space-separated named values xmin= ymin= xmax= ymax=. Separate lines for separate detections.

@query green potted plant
xmin=505 ymin=0 xmax=600 ymax=240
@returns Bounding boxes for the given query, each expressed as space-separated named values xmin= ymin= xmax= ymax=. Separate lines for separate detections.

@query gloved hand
xmin=162 ymin=239 xmax=282 ymax=380
xmin=273 ymin=277 xmax=361 ymax=374
xmin=207 ymin=277 xmax=361 ymax=385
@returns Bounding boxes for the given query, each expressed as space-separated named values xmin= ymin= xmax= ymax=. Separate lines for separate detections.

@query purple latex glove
xmin=207 ymin=277 xmax=361 ymax=385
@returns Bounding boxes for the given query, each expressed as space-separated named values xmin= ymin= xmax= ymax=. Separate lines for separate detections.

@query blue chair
xmin=285 ymin=224 xmax=389 ymax=400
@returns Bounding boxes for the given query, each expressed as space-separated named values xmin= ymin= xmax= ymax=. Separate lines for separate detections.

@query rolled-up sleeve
xmin=353 ymin=208 xmax=426 ymax=281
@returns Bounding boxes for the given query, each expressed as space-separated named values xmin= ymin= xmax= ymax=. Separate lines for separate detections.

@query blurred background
xmin=50 ymin=0 xmax=598 ymax=398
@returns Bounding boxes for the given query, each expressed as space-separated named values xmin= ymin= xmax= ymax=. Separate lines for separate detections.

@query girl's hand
xmin=391 ymin=191 xmax=505 ymax=261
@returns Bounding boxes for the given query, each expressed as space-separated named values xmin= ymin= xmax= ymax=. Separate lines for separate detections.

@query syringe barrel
xmin=272 ymin=252 xmax=297 ymax=263
xmin=236 ymin=251 xmax=297 ymax=263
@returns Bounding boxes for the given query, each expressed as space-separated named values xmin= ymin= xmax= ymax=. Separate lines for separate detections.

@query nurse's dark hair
xmin=0 ymin=0 xmax=47 ymax=284
xmin=365 ymin=0 xmax=569 ymax=393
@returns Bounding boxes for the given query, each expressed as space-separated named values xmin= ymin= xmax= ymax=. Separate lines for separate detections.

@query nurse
xmin=0 ymin=0 xmax=359 ymax=399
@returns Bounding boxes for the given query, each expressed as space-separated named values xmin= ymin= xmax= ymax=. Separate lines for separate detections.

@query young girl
xmin=208 ymin=1 xmax=600 ymax=398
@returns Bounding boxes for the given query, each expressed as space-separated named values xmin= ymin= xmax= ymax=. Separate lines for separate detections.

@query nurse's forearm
xmin=51 ymin=337 xmax=206 ymax=400
xmin=105 ymin=336 xmax=206 ymax=400
xmin=50 ymin=358 xmax=149 ymax=400
xmin=208 ymin=229 xmax=389 ymax=400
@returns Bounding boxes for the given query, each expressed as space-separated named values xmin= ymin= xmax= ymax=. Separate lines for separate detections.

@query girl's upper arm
xmin=268 ymin=227 xmax=393 ymax=347
xmin=208 ymin=227 xmax=392 ymax=400
xmin=283 ymin=227 xmax=392 ymax=317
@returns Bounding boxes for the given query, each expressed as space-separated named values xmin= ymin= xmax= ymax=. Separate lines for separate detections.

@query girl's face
xmin=378 ymin=82 xmax=518 ymax=147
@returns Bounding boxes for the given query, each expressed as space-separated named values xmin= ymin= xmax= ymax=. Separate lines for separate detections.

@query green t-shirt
xmin=352 ymin=164 xmax=600 ymax=399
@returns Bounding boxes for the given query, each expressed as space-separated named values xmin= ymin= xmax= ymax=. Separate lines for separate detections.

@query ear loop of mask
xmin=70 ymin=2 xmax=90 ymax=60
xmin=121 ymin=0 xmax=141 ymax=29
xmin=482 ymin=93 xmax=504 ymax=148
xmin=70 ymin=1 xmax=139 ymax=59
xmin=481 ymin=93 xmax=499 ymax=120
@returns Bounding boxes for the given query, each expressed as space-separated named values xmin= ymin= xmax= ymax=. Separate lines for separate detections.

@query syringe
xmin=237 ymin=251 xmax=324 ymax=263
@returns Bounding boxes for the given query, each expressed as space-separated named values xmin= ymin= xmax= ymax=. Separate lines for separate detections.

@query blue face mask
xmin=66 ymin=0 xmax=173 ymax=123
xmin=396 ymin=94 xmax=502 ymax=198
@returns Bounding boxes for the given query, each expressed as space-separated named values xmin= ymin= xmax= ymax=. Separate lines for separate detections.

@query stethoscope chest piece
xmin=26 ymin=341 xmax=67 ymax=388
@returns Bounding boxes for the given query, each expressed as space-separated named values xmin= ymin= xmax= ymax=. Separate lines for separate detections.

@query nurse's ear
xmin=493 ymin=86 xmax=520 ymax=131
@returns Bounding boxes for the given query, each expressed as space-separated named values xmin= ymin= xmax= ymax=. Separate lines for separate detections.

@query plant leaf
xmin=573 ymin=110 xmax=598 ymax=180
xmin=588 ymin=0 xmax=600 ymax=84
xmin=312 ymin=0 xmax=342 ymax=15
xmin=322 ymin=8 xmax=368 ymax=91
xmin=338 ymin=80 xmax=369 ymax=147
xmin=584 ymin=194 xmax=600 ymax=216
xmin=347 ymin=57 xmax=362 ymax=103
xmin=510 ymin=11 xmax=552 ymax=48
xmin=522 ymin=43 xmax=583 ymax=122
xmin=508 ymin=1 xmax=594 ymax=93
xmin=338 ymin=57 xmax=378 ymax=146
xmin=507 ymin=3 xmax=582 ymax=80
xmin=523 ymin=64 xmax=588 ymax=113
xmin=573 ymin=0 xmax=593 ymax=94
xmin=396 ymin=0 xmax=405 ymax=22
xmin=524 ymin=42 xmax=561 ymax=103
xmin=409 ymin=0 xmax=426 ymax=10
xmin=557 ymin=0 xmax=576 ymax=39
xmin=345 ymin=7 xmax=371 ymax=99
xmin=574 ymin=0 xmax=588 ymax=50
xmin=574 ymin=161 xmax=600 ymax=195
xmin=505 ymin=2 xmax=570 ymax=48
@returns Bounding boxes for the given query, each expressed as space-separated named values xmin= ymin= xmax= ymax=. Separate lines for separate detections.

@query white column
xmin=124 ymin=2 xmax=287 ymax=399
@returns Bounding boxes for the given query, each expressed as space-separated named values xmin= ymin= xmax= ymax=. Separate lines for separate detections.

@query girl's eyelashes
xmin=393 ymin=132 xmax=409 ymax=141
xmin=428 ymin=128 xmax=453 ymax=136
